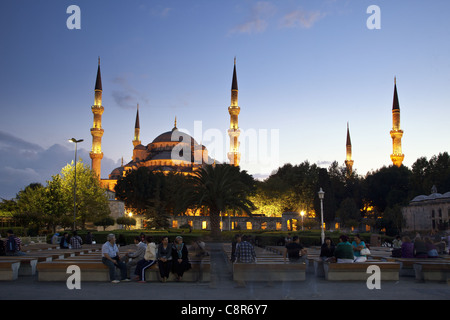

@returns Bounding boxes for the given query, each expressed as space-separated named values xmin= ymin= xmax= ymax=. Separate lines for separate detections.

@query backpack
xmin=6 ymin=236 xmax=16 ymax=253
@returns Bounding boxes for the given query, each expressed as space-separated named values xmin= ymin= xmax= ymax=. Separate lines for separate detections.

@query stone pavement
xmin=0 ymin=243 xmax=448 ymax=301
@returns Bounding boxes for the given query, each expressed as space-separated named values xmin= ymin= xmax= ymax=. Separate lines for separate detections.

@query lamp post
xmin=69 ymin=138 xmax=83 ymax=231
xmin=318 ymin=188 xmax=325 ymax=244
xmin=300 ymin=210 xmax=305 ymax=231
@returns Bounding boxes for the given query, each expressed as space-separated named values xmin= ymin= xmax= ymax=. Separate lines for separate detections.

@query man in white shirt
xmin=101 ymin=234 xmax=129 ymax=283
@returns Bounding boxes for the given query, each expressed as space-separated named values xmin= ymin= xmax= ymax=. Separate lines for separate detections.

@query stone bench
xmin=223 ymin=244 xmax=306 ymax=282
xmin=0 ymin=256 xmax=39 ymax=276
xmin=143 ymin=259 xmax=211 ymax=282
xmin=383 ymin=258 xmax=446 ymax=277
xmin=37 ymin=258 xmax=211 ymax=282
xmin=323 ymin=261 xmax=400 ymax=281
xmin=0 ymin=260 xmax=21 ymax=281
xmin=413 ymin=262 xmax=450 ymax=282
xmin=233 ymin=261 xmax=306 ymax=282
xmin=37 ymin=261 xmax=110 ymax=281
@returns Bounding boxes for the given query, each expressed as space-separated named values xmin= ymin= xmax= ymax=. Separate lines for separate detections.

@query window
xmin=172 ymin=220 xmax=178 ymax=228
xmin=246 ymin=222 xmax=252 ymax=230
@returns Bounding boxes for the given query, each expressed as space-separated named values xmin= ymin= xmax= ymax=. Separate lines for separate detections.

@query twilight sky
xmin=1 ymin=0 xmax=449 ymax=200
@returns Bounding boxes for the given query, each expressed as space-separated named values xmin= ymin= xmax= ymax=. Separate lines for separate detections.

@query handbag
xmin=360 ymin=248 xmax=371 ymax=255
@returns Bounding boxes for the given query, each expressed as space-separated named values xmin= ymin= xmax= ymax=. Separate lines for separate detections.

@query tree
xmin=60 ymin=161 xmax=111 ymax=229
xmin=14 ymin=183 xmax=47 ymax=233
xmin=114 ymin=168 xmax=187 ymax=229
xmin=336 ymin=197 xmax=361 ymax=228
xmin=184 ymin=164 xmax=256 ymax=239
xmin=94 ymin=216 xmax=115 ymax=231
xmin=116 ymin=216 xmax=137 ymax=230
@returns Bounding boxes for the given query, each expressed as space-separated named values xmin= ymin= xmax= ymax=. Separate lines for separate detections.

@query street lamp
xmin=318 ymin=188 xmax=325 ymax=244
xmin=69 ymin=138 xmax=83 ymax=231
xmin=300 ymin=210 xmax=305 ymax=231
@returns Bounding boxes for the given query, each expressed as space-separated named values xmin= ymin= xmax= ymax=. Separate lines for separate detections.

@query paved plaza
xmin=0 ymin=243 xmax=448 ymax=302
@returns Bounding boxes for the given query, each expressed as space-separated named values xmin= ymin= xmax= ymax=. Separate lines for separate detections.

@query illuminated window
xmin=172 ymin=220 xmax=178 ymax=228
xmin=246 ymin=222 xmax=252 ymax=230
xmin=261 ymin=222 xmax=267 ymax=230
xmin=188 ymin=220 xmax=193 ymax=227
xmin=276 ymin=222 xmax=282 ymax=230
xmin=202 ymin=221 xmax=207 ymax=230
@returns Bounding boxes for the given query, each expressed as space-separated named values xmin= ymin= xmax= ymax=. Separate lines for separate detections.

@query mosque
xmin=86 ymin=57 xmax=405 ymax=230
xmin=89 ymin=58 xmax=242 ymax=192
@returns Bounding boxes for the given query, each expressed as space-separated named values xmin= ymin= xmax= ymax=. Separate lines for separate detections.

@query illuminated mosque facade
xmin=87 ymin=58 xmax=405 ymax=231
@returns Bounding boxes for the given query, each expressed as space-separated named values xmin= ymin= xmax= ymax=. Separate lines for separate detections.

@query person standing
xmin=70 ymin=231 xmax=83 ymax=249
xmin=230 ymin=234 xmax=241 ymax=263
xmin=235 ymin=235 xmax=256 ymax=263
xmin=101 ymin=234 xmax=128 ymax=283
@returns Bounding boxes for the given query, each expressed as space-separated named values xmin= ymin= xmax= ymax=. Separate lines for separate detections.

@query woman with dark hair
xmin=172 ymin=236 xmax=191 ymax=281
xmin=156 ymin=236 xmax=172 ymax=282
xmin=352 ymin=234 xmax=368 ymax=262
xmin=320 ymin=237 xmax=335 ymax=261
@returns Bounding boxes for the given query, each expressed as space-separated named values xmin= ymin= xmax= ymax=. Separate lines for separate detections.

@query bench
xmin=37 ymin=261 xmax=110 ymax=281
xmin=413 ymin=262 xmax=450 ymax=282
xmin=0 ymin=260 xmax=21 ymax=281
xmin=37 ymin=256 xmax=211 ymax=282
xmin=233 ymin=261 xmax=306 ymax=282
xmin=0 ymin=256 xmax=39 ymax=276
xmin=382 ymin=258 xmax=447 ymax=277
xmin=143 ymin=259 xmax=211 ymax=282
xmin=323 ymin=261 xmax=400 ymax=281
xmin=223 ymin=244 xmax=306 ymax=282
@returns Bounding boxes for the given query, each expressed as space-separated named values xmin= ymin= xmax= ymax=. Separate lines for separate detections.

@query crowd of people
xmin=392 ymin=233 xmax=448 ymax=259
xmin=101 ymin=233 xmax=202 ymax=284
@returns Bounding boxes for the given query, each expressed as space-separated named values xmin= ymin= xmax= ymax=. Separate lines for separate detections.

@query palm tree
xmin=184 ymin=164 xmax=256 ymax=239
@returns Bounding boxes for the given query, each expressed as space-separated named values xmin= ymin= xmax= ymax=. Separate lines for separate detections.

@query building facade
xmin=402 ymin=189 xmax=450 ymax=232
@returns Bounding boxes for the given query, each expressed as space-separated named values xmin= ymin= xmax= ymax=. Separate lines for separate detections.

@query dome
xmin=151 ymin=128 xmax=199 ymax=145
xmin=411 ymin=195 xmax=428 ymax=202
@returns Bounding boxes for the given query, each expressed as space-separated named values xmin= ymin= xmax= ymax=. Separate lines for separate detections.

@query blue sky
xmin=1 ymin=0 xmax=449 ymax=199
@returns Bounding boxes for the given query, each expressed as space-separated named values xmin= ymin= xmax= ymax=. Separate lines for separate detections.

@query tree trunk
xmin=209 ymin=211 xmax=221 ymax=240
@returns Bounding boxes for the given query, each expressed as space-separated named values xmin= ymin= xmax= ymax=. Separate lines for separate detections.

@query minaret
xmin=133 ymin=103 xmax=141 ymax=148
xmin=345 ymin=122 xmax=354 ymax=176
xmin=90 ymin=57 xmax=104 ymax=179
xmin=227 ymin=57 xmax=241 ymax=166
xmin=390 ymin=77 xmax=404 ymax=167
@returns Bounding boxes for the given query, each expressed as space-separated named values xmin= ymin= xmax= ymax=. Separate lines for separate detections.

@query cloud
xmin=280 ymin=9 xmax=324 ymax=29
xmin=229 ymin=1 xmax=276 ymax=35
xmin=0 ymin=131 xmax=119 ymax=200
xmin=111 ymin=75 xmax=149 ymax=110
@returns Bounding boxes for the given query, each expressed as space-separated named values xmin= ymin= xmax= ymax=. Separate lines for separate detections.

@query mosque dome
xmin=151 ymin=127 xmax=200 ymax=146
